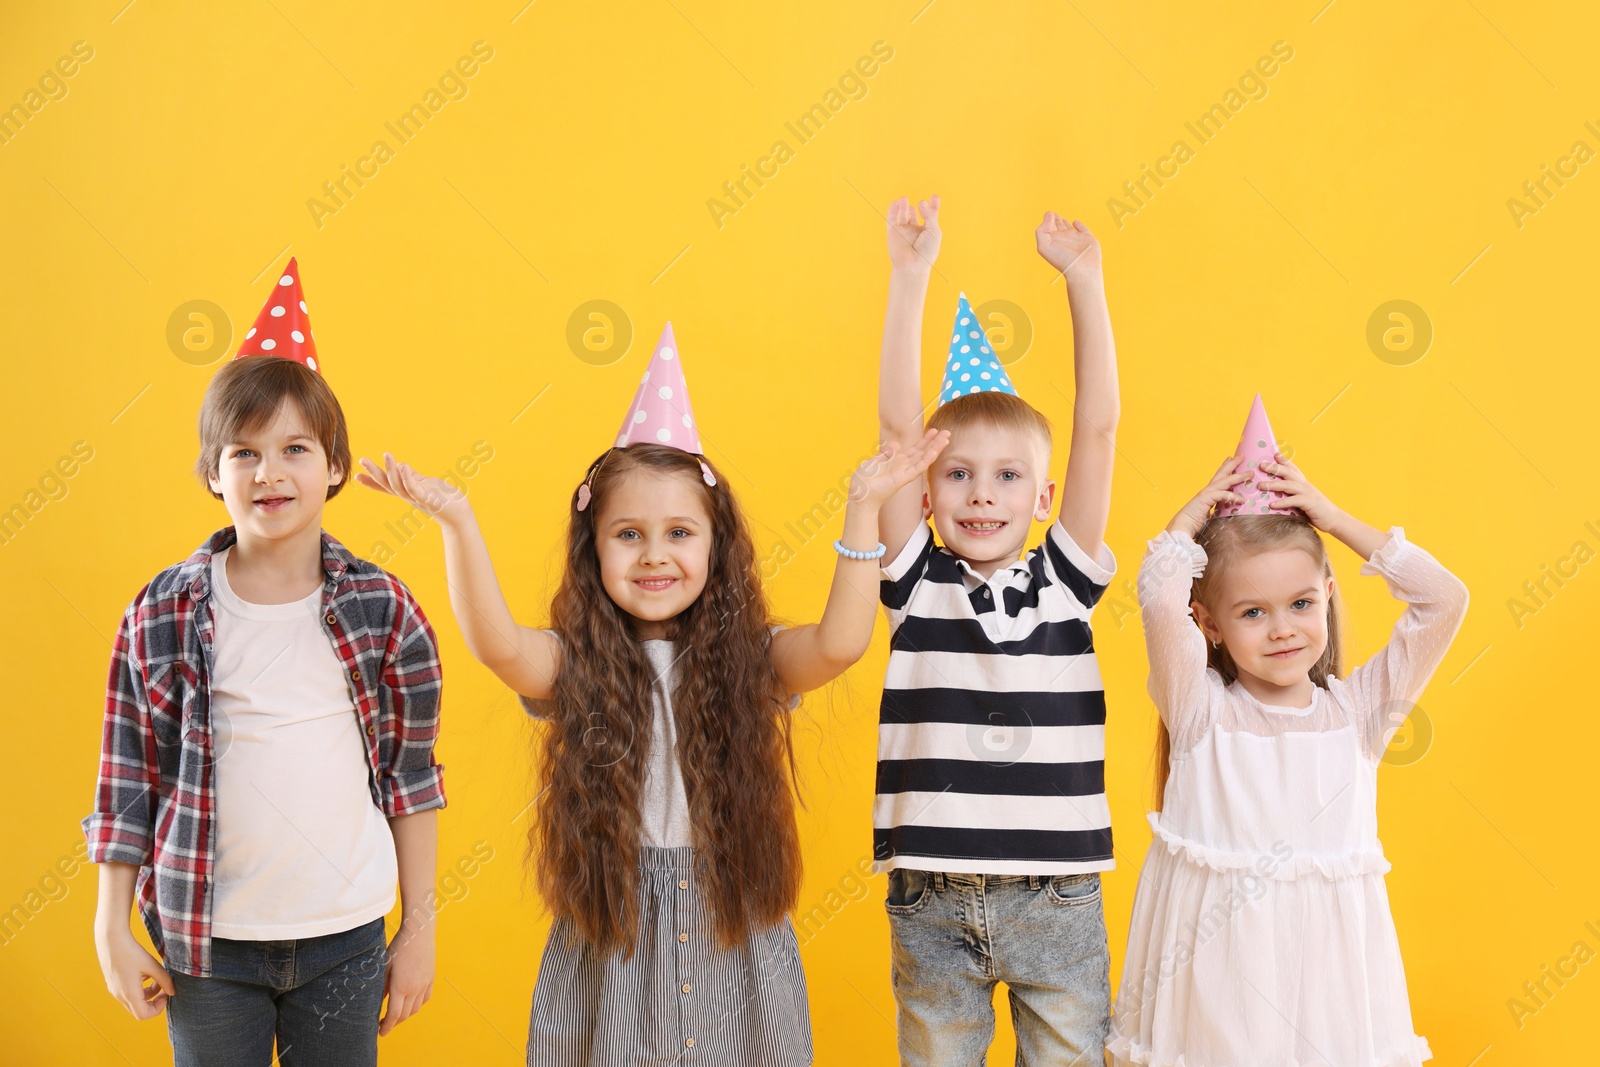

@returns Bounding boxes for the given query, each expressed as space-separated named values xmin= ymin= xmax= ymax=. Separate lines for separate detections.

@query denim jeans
xmin=885 ymin=869 xmax=1110 ymax=1067
xmin=166 ymin=916 xmax=387 ymax=1067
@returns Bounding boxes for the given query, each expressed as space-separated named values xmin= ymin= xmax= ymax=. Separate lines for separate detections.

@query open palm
xmin=851 ymin=428 xmax=950 ymax=507
xmin=1035 ymin=211 xmax=1101 ymax=277
xmin=355 ymin=453 xmax=468 ymax=520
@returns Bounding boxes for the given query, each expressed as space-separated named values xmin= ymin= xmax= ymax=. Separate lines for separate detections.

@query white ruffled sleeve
xmin=1138 ymin=530 xmax=1213 ymax=749
xmin=1342 ymin=527 xmax=1470 ymax=760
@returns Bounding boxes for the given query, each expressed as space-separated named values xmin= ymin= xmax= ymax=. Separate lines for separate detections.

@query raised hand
xmin=356 ymin=453 xmax=469 ymax=523
xmin=887 ymin=195 xmax=941 ymax=272
xmin=1035 ymin=212 xmax=1102 ymax=279
xmin=1166 ymin=454 xmax=1253 ymax=538
xmin=850 ymin=428 xmax=951 ymax=508
xmin=1258 ymin=453 xmax=1341 ymax=531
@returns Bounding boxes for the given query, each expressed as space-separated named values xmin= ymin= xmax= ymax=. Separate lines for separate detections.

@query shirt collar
xmin=179 ymin=526 xmax=353 ymax=600
xmin=939 ymin=544 xmax=1030 ymax=584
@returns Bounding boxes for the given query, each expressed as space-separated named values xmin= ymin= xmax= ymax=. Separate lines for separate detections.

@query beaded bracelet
xmin=833 ymin=539 xmax=887 ymax=560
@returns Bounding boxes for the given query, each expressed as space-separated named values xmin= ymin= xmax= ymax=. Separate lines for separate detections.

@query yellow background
xmin=3 ymin=1 xmax=1597 ymax=1062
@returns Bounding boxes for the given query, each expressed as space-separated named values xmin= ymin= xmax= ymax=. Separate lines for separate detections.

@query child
xmin=357 ymin=322 xmax=949 ymax=1066
xmin=1105 ymin=397 xmax=1470 ymax=1066
xmin=85 ymin=259 xmax=446 ymax=1067
xmin=874 ymin=196 xmax=1122 ymax=1064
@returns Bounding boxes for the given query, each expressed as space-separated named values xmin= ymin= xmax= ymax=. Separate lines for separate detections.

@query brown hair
xmin=535 ymin=443 xmax=802 ymax=954
xmin=1152 ymin=514 xmax=1346 ymax=807
xmin=194 ymin=358 xmax=351 ymax=501
xmin=926 ymin=390 xmax=1052 ymax=458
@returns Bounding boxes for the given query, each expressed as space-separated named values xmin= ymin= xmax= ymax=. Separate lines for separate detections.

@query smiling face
xmin=593 ymin=467 xmax=713 ymax=639
xmin=207 ymin=397 xmax=342 ymax=545
xmin=925 ymin=422 xmax=1054 ymax=576
xmin=1191 ymin=546 xmax=1335 ymax=701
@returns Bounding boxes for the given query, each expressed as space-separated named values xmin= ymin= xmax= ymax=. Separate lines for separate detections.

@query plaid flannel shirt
xmin=82 ymin=527 xmax=446 ymax=977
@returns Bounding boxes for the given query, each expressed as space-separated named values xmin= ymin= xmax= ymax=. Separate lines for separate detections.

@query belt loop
xmin=1027 ymin=874 xmax=1042 ymax=891
xmin=931 ymin=871 xmax=946 ymax=892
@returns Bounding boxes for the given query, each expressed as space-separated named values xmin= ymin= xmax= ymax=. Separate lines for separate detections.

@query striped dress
xmin=527 ymin=847 xmax=811 ymax=1066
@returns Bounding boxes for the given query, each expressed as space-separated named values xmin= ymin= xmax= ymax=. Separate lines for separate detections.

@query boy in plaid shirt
xmin=84 ymin=261 xmax=445 ymax=1066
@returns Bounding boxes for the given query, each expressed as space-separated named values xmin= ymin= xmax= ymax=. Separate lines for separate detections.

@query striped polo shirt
xmin=874 ymin=519 xmax=1117 ymax=875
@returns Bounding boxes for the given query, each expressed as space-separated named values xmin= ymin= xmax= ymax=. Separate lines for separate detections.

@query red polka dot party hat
xmin=235 ymin=257 xmax=320 ymax=373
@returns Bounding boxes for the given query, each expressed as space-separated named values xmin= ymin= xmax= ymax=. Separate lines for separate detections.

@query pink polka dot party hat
xmin=1215 ymin=393 xmax=1302 ymax=518
xmin=576 ymin=321 xmax=715 ymax=512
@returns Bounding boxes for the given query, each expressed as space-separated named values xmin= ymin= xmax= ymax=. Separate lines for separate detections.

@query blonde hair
xmin=926 ymin=391 xmax=1052 ymax=457
xmin=1152 ymin=513 xmax=1346 ymax=808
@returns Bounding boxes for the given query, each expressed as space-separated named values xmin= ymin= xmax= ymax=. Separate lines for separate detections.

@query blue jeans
xmin=885 ymin=869 xmax=1110 ymax=1067
xmin=166 ymin=917 xmax=387 ymax=1067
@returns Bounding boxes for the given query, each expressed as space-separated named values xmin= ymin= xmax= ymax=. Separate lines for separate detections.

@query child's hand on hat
xmin=1036 ymin=212 xmax=1101 ymax=280
xmin=1167 ymin=454 xmax=1254 ymax=538
xmin=1258 ymin=454 xmax=1340 ymax=531
xmin=850 ymin=428 xmax=951 ymax=508
xmin=356 ymin=453 xmax=470 ymax=523
xmin=887 ymin=195 xmax=941 ymax=273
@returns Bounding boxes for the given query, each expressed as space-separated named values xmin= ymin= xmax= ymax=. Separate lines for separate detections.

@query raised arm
xmin=771 ymin=429 xmax=949 ymax=694
xmin=1036 ymin=214 xmax=1119 ymax=559
xmin=1259 ymin=455 xmax=1470 ymax=755
xmin=1148 ymin=458 xmax=1256 ymax=737
xmin=878 ymin=195 xmax=941 ymax=563
xmin=357 ymin=454 xmax=562 ymax=699
xmin=1340 ymin=528 xmax=1470 ymax=756
xmin=1138 ymin=531 xmax=1212 ymax=733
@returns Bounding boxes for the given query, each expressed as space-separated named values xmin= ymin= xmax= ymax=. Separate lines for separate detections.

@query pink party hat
xmin=577 ymin=322 xmax=715 ymax=511
xmin=1214 ymin=393 xmax=1301 ymax=518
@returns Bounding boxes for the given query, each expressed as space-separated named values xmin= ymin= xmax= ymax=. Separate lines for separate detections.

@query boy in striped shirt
xmin=874 ymin=196 xmax=1120 ymax=1065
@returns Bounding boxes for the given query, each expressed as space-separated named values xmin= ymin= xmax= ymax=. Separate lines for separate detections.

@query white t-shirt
xmin=208 ymin=547 xmax=398 ymax=939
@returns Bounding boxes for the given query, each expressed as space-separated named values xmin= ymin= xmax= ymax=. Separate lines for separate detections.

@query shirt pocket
xmin=152 ymin=661 xmax=211 ymax=768
xmin=142 ymin=662 xmax=189 ymax=775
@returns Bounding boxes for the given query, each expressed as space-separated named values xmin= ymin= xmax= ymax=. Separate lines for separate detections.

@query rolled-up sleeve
xmin=377 ymin=583 xmax=446 ymax=817
xmin=83 ymin=596 xmax=158 ymax=866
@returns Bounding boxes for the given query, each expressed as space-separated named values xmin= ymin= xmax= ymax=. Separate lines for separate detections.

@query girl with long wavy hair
xmin=358 ymin=331 xmax=948 ymax=1066
xmin=1105 ymin=449 xmax=1469 ymax=1067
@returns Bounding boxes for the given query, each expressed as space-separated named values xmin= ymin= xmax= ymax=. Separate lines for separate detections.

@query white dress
xmin=1106 ymin=527 xmax=1469 ymax=1067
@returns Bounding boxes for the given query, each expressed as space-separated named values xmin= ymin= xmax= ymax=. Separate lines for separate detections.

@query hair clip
xmin=574 ymin=449 xmax=615 ymax=513
xmin=576 ymin=448 xmax=716 ymax=512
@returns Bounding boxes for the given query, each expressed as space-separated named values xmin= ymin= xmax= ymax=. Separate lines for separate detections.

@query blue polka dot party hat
xmin=939 ymin=293 xmax=1015 ymax=406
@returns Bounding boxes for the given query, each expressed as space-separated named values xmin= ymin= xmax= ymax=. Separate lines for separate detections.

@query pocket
xmin=884 ymin=868 xmax=932 ymax=916
xmin=1043 ymin=872 xmax=1102 ymax=907
xmin=146 ymin=663 xmax=188 ymax=745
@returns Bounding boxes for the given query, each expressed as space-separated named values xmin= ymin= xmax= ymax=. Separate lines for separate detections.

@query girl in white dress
xmin=1106 ymin=450 xmax=1469 ymax=1067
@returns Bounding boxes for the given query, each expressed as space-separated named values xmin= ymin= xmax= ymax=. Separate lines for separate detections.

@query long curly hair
xmin=534 ymin=443 xmax=802 ymax=954
xmin=1152 ymin=514 xmax=1346 ymax=807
